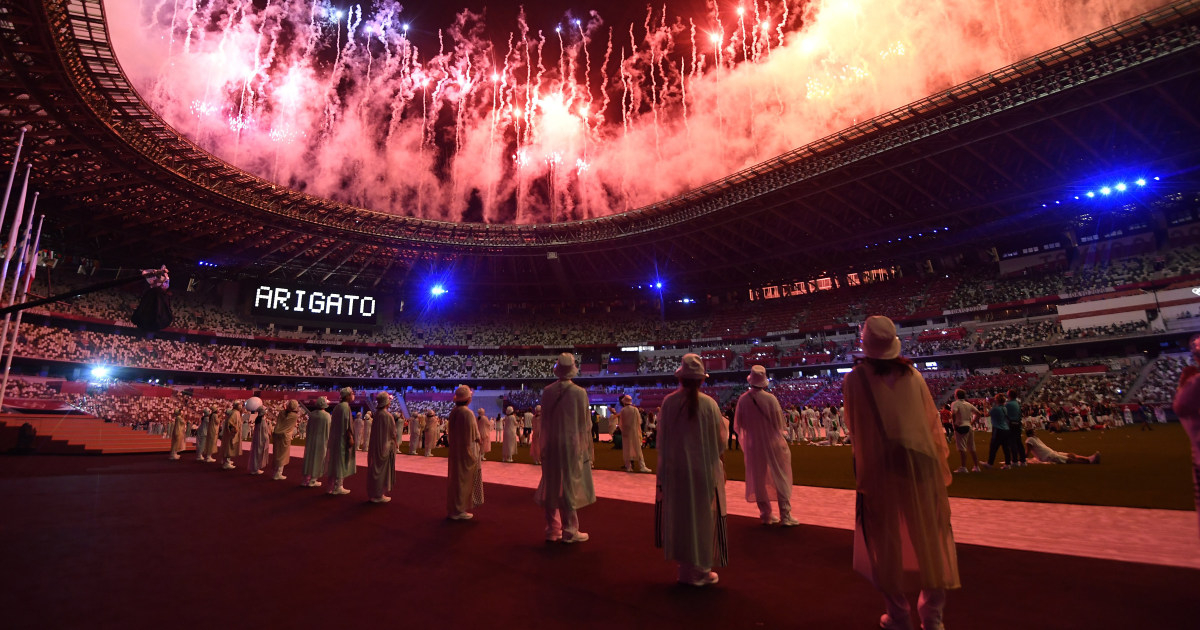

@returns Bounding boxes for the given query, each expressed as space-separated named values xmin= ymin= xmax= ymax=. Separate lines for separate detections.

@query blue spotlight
xmin=1115 ymin=182 xmax=1127 ymax=192
xmin=1086 ymin=191 xmax=1095 ymax=198
xmin=91 ymin=366 xmax=110 ymax=379
xmin=1135 ymin=178 xmax=1146 ymax=186
xmin=430 ymin=284 xmax=447 ymax=297
xmin=655 ymin=282 xmax=663 ymax=290
xmin=1100 ymin=187 xmax=1111 ymax=195
xmin=1153 ymin=176 xmax=1160 ymax=181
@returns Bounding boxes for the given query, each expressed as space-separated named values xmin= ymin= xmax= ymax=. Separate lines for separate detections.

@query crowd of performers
xmin=159 ymin=320 xmax=1200 ymax=630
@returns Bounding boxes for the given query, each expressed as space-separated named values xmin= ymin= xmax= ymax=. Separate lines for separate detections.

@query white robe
xmin=656 ymin=389 xmax=728 ymax=569
xmin=619 ymin=405 xmax=645 ymax=468
xmin=502 ymin=414 xmax=519 ymax=460
xmin=534 ymin=380 xmax=596 ymax=510
xmin=733 ymin=389 xmax=793 ymax=503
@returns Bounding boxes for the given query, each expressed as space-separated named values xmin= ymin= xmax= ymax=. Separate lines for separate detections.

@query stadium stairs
xmin=1125 ymin=359 xmax=1166 ymax=403
xmin=0 ymin=413 xmax=180 ymax=455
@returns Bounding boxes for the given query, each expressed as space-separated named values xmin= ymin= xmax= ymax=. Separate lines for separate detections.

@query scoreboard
xmin=248 ymin=284 xmax=380 ymax=326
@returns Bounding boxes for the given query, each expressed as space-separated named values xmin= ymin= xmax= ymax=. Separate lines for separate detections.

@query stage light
xmin=655 ymin=282 xmax=663 ymax=289
xmin=1086 ymin=191 xmax=1095 ymax=198
xmin=1100 ymin=187 xmax=1111 ymax=195
xmin=1115 ymin=182 xmax=1127 ymax=192
xmin=402 ymin=23 xmax=409 ymax=31
xmin=1074 ymin=196 xmax=1079 ymax=200
xmin=1153 ymin=176 xmax=1160 ymax=181
xmin=430 ymin=285 xmax=447 ymax=297
xmin=1135 ymin=178 xmax=1146 ymax=186
xmin=334 ymin=10 xmax=343 ymax=19
xmin=91 ymin=366 xmax=110 ymax=379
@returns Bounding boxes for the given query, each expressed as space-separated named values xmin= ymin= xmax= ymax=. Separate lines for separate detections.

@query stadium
xmin=1 ymin=0 xmax=1198 ymax=628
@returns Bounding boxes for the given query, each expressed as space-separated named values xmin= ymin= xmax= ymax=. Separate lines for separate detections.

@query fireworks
xmin=105 ymin=0 xmax=1161 ymax=224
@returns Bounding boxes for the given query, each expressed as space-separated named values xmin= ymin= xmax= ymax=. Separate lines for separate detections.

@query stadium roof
xmin=1 ymin=0 xmax=1199 ymax=301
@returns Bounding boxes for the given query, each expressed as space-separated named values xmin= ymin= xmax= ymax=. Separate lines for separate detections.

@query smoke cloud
xmin=104 ymin=0 xmax=1164 ymax=224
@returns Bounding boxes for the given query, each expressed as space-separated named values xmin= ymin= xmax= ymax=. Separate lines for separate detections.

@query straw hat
xmin=675 ymin=353 xmax=708 ymax=380
xmin=453 ymin=385 xmax=473 ymax=403
xmin=312 ymin=397 xmax=329 ymax=410
xmin=376 ymin=391 xmax=391 ymax=406
xmin=553 ymin=352 xmax=578 ymax=379
xmin=747 ymin=364 xmax=769 ymax=388
xmin=339 ymin=387 xmax=355 ymax=401
xmin=505 ymin=406 xmax=514 ymax=414
xmin=861 ymin=315 xmax=901 ymax=360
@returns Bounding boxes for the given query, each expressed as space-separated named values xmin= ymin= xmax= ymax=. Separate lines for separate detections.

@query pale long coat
xmin=843 ymin=362 xmax=959 ymax=593
xmin=169 ymin=412 xmax=188 ymax=454
xmin=272 ymin=409 xmax=300 ymax=469
xmin=303 ymin=408 xmax=331 ymax=479
xmin=249 ymin=412 xmax=271 ymax=472
xmin=476 ymin=413 xmax=494 ymax=458
xmin=656 ymin=390 xmax=728 ymax=569
xmin=619 ymin=405 xmax=645 ymax=466
xmin=502 ymin=413 xmax=519 ymax=459
xmin=407 ymin=416 xmax=424 ymax=454
xmin=423 ymin=416 xmax=440 ymax=455
xmin=733 ymin=388 xmax=794 ymax=503
xmin=447 ymin=405 xmax=482 ymax=514
xmin=534 ymin=380 xmax=596 ymax=510
xmin=204 ymin=411 xmax=220 ymax=457
xmin=220 ymin=409 xmax=242 ymax=459
xmin=325 ymin=401 xmax=357 ymax=480
xmin=195 ymin=411 xmax=209 ymax=455
xmin=367 ymin=409 xmax=397 ymax=499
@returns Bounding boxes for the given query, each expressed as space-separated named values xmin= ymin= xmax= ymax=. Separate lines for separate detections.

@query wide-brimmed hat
xmin=620 ymin=394 xmax=632 ymax=404
xmin=287 ymin=399 xmax=300 ymax=411
xmin=675 ymin=353 xmax=708 ymax=380
xmin=453 ymin=385 xmax=472 ymax=403
xmin=338 ymin=387 xmax=354 ymax=401
xmin=747 ymin=364 xmax=769 ymax=388
xmin=553 ymin=352 xmax=578 ymax=379
xmin=861 ymin=315 xmax=901 ymax=360
xmin=505 ymin=406 xmax=514 ymax=414
xmin=312 ymin=397 xmax=329 ymax=410
xmin=376 ymin=391 xmax=391 ymax=406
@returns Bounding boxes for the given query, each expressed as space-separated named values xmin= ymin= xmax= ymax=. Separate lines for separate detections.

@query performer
xmin=843 ymin=316 xmax=959 ymax=630
xmin=203 ymin=405 xmax=220 ymax=462
xmin=535 ymin=353 xmax=596 ymax=543
xmin=362 ymin=410 xmax=374 ymax=453
xmin=220 ymin=402 xmax=244 ymax=470
xmin=353 ymin=411 xmax=365 ymax=451
xmin=194 ymin=408 xmax=210 ymax=462
xmin=271 ymin=400 xmax=301 ymax=481
xmin=619 ymin=394 xmax=652 ymax=473
xmin=530 ymin=404 xmax=543 ymax=465
xmin=477 ymin=407 xmax=494 ymax=462
xmin=447 ymin=386 xmax=483 ymax=519
xmin=734 ymin=366 xmax=798 ymax=526
xmin=502 ymin=406 xmax=519 ymax=462
xmin=325 ymin=388 xmax=357 ymax=495
xmin=367 ymin=392 xmax=397 ymax=504
xmin=168 ymin=409 xmax=187 ymax=460
xmin=407 ymin=412 xmax=424 ymax=455
xmin=302 ymin=397 xmax=330 ymax=487
xmin=423 ymin=410 xmax=440 ymax=457
xmin=247 ymin=398 xmax=271 ymax=475
xmin=656 ymin=353 xmax=728 ymax=586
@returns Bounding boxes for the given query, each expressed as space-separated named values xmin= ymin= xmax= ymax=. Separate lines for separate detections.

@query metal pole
xmin=0 ymin=130 xmax=25 ymax=234
xmin=0 ymin=167 xmax=30 ymax=303
xmin=0 ymin=215 xmax=42 ymax=410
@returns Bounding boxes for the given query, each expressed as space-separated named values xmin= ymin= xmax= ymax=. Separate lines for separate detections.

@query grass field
xmin=299 ymin=424 xmax=1197 ymax=511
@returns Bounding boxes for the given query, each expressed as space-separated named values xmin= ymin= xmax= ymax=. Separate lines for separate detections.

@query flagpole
xmin=0 ymin=130 xmax=26 ymax=233
xmin=0 ymin=166 xmax=31 ymax=303
xmin=0 ymin=214 xmax=42 ymax=410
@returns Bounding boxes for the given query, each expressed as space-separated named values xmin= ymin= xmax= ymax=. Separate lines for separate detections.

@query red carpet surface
xmin=0 ymin=453 xmax=1197 ymax=630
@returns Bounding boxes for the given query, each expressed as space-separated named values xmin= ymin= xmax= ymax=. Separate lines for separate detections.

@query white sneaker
xmin=448 ymin=512 xmax=473 ymax=520
xmin=561 ymin=531 xmax=589 ymax=543
xmin=638 ymin=466 xmax=652 ymax=473
xmin=953 ymin=466 xmax=968 ymax=473
xmin=779 ymin=516 xmax=800 ymax=527
xmin=329 ymin=487 xmax=350 ymax=496
xmin=762 ymin=515 xmax=780 ymax=526
xmin=678 ymin=571 xmax=719 ymax=587
xmin=370 ymin=496 xmax=392 ymax=504
xmin=970 ymin=466 xmax=981 ymax=473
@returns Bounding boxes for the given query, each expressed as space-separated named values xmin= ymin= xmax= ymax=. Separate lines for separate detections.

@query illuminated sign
xmin=249 ymin=284 xmax=379 ymax=325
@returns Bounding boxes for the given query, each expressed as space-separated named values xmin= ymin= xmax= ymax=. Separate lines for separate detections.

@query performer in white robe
xmin=194 ymin=409 xmax=210 ymax=462
xmin=353 ymin=412 xmax=365 ymax=451
xmin=407 ymin=413 xmax=424 ymax=455
xmin=302 ymin=397 xmax=330 ymax=487
xmin=203 ymin=406 xmax=220 ymax=462
xmin=271 ymin=400 xmax=301 ymax=480
xmin=367 ymin=393 xmax=397 ymax=503
xmin=502 ymin=406 xmax=519 ymax=462
xmin=168 ymin=409 xmax=187 ymax=460
xmin=324 ymin=388 xmax=357 ymax=495
xmin=734 ymin=366 xmax=797 ymax=526
xmin=656 ymin=353 xmax=728 ymax=586
xmin=843 ymin=316 xmax=959 ymax=630
xmin=423 ymin=410 xmax=440 ymax=457
xmin=247 ymin=398 xmax=271 ymax=474
xmin=535 ymin=354 xmax=596 ymax=543
xmin=220 ymin=403 xmax=244 ymax=470
xmin=476 ymin=408 xmax=494 ymax=461
xmin=530 ymin=405 xmax=542 ymax=464
xmin=447 ymin=386 xmax=483 ymax=519
xmin=619 ymin=395 xmax=651 ymax=472
xmin=362 ymin=411 xmax=374 ymax=453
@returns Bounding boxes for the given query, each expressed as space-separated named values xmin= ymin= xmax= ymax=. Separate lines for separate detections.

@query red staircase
xmin=0 ymin=413 xmax=184 ymax=455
